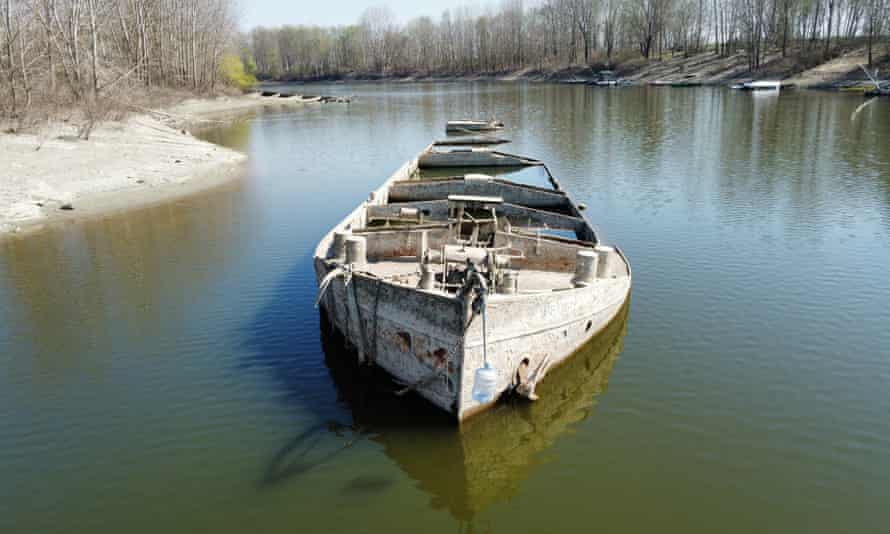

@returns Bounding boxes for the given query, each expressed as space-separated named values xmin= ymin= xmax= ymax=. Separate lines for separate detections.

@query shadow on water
xmin=338 ymin=306 xmax=630 ymax=522
xmin=236 ymin=254 xmax=366 ymax=489
xmin=242 ymin=255 xmax=630 ymax=521
xmin=260 ymin=420 xmax=364 ymax=487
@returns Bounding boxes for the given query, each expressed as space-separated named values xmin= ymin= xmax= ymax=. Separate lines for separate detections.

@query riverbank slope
xmin=273 ymin=45 xmax=889 ymax=88
xmin=0 ymin=94 xmax=317 ymax=238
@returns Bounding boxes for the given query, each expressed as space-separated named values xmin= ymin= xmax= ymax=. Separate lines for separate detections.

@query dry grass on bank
xmin=2 ymin=85 xmax=244 ymax=139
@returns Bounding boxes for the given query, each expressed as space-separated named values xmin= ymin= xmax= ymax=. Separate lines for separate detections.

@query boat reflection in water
xmin=318 ymin=302 xmax=630 ymax=522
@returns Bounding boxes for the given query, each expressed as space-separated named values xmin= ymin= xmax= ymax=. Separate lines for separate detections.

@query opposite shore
xmin=0 ymin=94 xmax=322 ymax=240
xmin=266 ymin=46 xmax=890 ymax=89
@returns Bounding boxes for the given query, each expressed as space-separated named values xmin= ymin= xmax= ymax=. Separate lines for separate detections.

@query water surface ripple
xmin=2 ymin=84 xmax=889 ymax=533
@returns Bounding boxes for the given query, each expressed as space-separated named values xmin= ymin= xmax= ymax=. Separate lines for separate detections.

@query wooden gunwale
xmin=392 ymin=176 xmax=569 ymax=196
xmin=462 ymin=290 xmax=631 ymax=347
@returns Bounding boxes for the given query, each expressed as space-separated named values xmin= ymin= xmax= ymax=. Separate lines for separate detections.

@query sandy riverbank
xmin=162 ymin=93 xmax=324 ymax=127
xmin=0 ymin=94 xmax=317 ymax=238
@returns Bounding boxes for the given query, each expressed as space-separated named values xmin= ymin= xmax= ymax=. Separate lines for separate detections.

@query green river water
xmin=2 ymin=83 xmax=890 ymax=533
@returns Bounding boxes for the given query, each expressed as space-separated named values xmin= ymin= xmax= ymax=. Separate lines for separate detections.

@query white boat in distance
xmin=731 ymin=80 xmax=783 ymax=91
xmin=446 ymin=119 xmax=505 ymax=133
xmin=313 ymin=139 xmax=632 ymax=422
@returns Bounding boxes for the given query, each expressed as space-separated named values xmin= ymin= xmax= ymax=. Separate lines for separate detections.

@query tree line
xmin=1 ymin=0 xmax=241 ymax=123
xmin=245 ymin=0 xmax=888 ymax=80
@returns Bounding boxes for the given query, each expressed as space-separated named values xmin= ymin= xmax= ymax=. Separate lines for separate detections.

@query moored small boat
xmin=319 ymin=95 xmax=352 ymax=103
xmin=670 ymin=78 xmax=702 ymax=87
xmin=446 ymin=119 xmax=505 ymax=133
xmin=434 ymin=136 xmax=511 ymax=146
xmin=418 ymin=147 xmax=541 ymax=168
xmin=313 ymin=132 xmax=632 ymax=422
xmin=741 ymin=80 xmax=782 ymax=91
xmin=589 ymin=71 xmax=632 ymax=87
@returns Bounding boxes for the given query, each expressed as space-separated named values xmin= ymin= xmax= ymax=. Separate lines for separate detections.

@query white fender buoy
xmin=472 ymin=362 xmax=498 ymax=403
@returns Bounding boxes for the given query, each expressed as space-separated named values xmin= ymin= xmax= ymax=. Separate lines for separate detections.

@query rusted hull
xmin=313 ymin=254 xmax=631 ymax=421
xmin=314 ymin=259 xmax=465 ymax=414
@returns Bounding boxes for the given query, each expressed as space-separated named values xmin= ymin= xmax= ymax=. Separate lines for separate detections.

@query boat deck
xmin=366 ymin=258 xmax=577 ymax=293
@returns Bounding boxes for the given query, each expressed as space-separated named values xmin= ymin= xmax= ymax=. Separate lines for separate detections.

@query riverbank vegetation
xmin=0 ymin=0 xmax=249 ymax=133
xmin=245 ymin=0 xmax=888 ymax=81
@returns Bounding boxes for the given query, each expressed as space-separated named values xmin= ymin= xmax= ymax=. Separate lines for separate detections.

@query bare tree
xmin=242 ymin=0 xmax=889 ymax=80
xmin=359 ymin=5 xmax=395 ymax=74
xmin=2 ymin=0 xmax=241 ymax=125
xmin=864 ymin=0 xmax=885 ymax=66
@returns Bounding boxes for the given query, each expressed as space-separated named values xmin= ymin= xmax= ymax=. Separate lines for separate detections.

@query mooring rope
xmin=474 ymin=271 xmax=490 ymax=367
xmin=315 ymin=266 xmax=346 ymax=308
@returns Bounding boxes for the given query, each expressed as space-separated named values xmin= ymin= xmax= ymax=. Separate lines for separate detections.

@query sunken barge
xmin=313 ymin=136 xmax=631 ymax=421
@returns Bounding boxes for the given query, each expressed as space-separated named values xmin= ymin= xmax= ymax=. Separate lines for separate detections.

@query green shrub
xmin=220 ymin=55 xmax=258 ymax=91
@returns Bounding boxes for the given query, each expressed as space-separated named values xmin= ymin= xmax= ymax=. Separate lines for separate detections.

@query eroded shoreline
xmin=0 ymin=95 xmax=315 ymax=240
